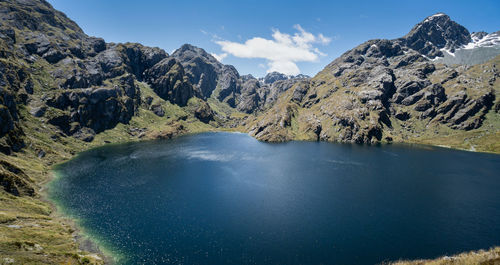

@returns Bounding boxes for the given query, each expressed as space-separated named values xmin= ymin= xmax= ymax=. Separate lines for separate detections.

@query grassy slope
xmin=243 ymin=57 xmax=500 ymax=264
xmin=247 ymin=55 xmax=500 ymax=154
xmin=405 ymin=56 xmax=500 ymax=153
xmin=388 ymin=247 xmax=500 ymax=265
xmin=1 ymin=54 xmax=499 ymax=265
xmin=0 ymin=78 xmax=243 ymax=264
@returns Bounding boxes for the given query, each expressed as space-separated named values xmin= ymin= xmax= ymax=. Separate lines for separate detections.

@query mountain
xmin=260 ymin=72 xmax=310 ymax=84
xmin=168 ymin=44 xmax=309 ymax=113
xmin=0 ymin=1 xmax=499 ymax=264
xmin=0 ymin=0 xmax=311 ymax=155
xmin=399 ymin=13 xmax=472 ymax=58
xmin=236 ymin=73 xmax=310 ymax=113
xmin=247 ymin=13 xmax=500 ymax=151
xmin=394 ymin=13 xmax=500 ymax=65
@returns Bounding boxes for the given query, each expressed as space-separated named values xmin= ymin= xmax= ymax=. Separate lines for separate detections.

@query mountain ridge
xmin=0 ymin=1 xmax=499 ymax=264
xmin=246 ymin=13 xmax=500 ymax=148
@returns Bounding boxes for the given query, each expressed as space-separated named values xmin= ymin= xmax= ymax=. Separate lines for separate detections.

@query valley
xmin=0 ymin=0 xmax=499 ymax=264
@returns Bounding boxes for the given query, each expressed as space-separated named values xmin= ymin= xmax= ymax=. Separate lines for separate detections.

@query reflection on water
xmin=49 ymin=132 xmax=500 ymax=264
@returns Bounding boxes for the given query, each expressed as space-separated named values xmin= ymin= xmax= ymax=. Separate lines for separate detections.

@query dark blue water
xmin=49 ymin=132 xmax=500 ymax=265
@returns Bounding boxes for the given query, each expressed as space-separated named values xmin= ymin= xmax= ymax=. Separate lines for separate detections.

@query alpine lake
xmin=48 ymin=132 xmax=500 ymax=264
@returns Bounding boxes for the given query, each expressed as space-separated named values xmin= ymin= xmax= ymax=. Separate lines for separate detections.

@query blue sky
xmin=47 ymin=0 xmax=500 ymax=77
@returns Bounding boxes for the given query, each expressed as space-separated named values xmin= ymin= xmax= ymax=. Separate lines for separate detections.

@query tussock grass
xmin=388 ymin=247 xmax=500 ymax=265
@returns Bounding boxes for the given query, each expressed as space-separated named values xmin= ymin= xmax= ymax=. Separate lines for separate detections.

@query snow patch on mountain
xmin=463 ymin=31 xmax=500 ymax=49
xmin=423 ymin=13 xmax=446 ymax=23
xmin=431 ymin=30 xmax=500 ymax=65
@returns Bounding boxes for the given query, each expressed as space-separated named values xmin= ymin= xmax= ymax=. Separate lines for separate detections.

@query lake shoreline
xmin=42 ymin=170 xmax=117 ymax=265
xmin=45 ymin=131 xmax=500 ymax=264
xmin=38 ymin=129 xmax=236 ymax=264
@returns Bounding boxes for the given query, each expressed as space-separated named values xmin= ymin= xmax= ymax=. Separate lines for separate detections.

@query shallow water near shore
xmin=48 ymin=132 xmax=500 ymax=264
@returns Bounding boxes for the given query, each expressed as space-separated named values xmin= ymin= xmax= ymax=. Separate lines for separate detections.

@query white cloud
xmin=214 ymin=25 xmax=331 ymax=75
xmin=318 ymin=34 xmax=332 ymax=45
xmin=211 ymin=52 xmax=228 ymax=62
xmin=268 ymin=61 xmax=300 ymax=75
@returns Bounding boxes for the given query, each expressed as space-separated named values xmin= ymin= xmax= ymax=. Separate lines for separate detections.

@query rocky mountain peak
xmin=170 ymin=44 xmax=224 ymax=98
xmin=173 ymin=44 xmax=220 ymax=66
xmin=261 ymin=72 xmax=311 ymax=85
xmin=401 ymin=13 xmax=471 ymax=58
xmin=263 ymin=72 xmax=289 ymax=84
xmin=1 ymin=0 xmax=83 ymax=35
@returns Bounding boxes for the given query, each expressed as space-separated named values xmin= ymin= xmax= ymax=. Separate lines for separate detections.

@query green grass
xmin=0 ymin=78 xmax=241 ymax=264
xmin=1 ymin=17 xmax=499 ymax=263
xmin=388 ymin=247 xmax=500 ymax=265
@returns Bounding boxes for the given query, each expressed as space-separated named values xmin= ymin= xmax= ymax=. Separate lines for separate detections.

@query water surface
xmin=49 ymin=132 xmax=500 ymax=264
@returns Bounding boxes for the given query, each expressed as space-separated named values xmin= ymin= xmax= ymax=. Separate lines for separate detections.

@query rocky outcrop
xmin=263 ymin=72 xmax=289 ymax=84
xmin=0 ymin=0 xmax=499 ymax=154
xmin=171 ymin=44 xmax=310 ymax=113
xmin=249 ymin=103 xmax=297 ymax=142
xmin=145 ymin=57 xmax=194 ymax=106
xmin=0 ymin=55 xmax=26 ymax=154
xmin=120 ymin=43 xmax=168 ymax=80
xmin=261 ymin=72 xmax=310 ymax=85
xmin=399 ymin=13 xmax=471 ymax=58
xmin=236 ymin=78 xmax=262 ymax=113
xmin=0 ymin=0 xmax=206 ymax=150
xmin=250 ymin=13 xmax=500 ymax=144
xmin=172 ymin=44 xmax=222 ymax=99
xmin=217 ymin=65 xmax=240 ymax=105
xmin=0 ymin=160 xmax=34 ymax=196
xmin=0 ymin=90 xmax=24 ymax=153
xmin=236 ymin=75 xmax=310 ymax=113
xmin=194 ymin=101 xmax=215 ymax=123
xmin=171 ymin=44 xmax=248 ymax=108
xmin=44 ymin=82 xmax=137 ymax=135
xmin=291 ymin=82 xmax=310 ymax=103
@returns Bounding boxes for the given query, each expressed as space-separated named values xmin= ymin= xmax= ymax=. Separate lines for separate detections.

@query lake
xmin=48 ymin=132 xmax=500 ymax=264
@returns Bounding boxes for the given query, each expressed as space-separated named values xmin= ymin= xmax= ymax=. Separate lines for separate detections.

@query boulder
xmin=150 ymin=104 xmax=165 ymax=117
xmin=291 ymin=82 xmax=310 ymax=103
xmin=194 ymin=101 xmax=215 ymax=123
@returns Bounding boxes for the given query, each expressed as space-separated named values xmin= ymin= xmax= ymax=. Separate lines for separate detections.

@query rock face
xmin=261 ymin=72 xmax=310 ymax=85
xmin=172 ymin=44 xmax=222 ymax=99
xmin=1 ymin=3 xmax=499 ymax=264
xmin=171 ymin=44 xmax=244 ymax=107
xmin=171 ymin=45 xmax=310 ymax=113
xmin=249 ymin=13 xmax=500 ymax=145
xmin=44 ymin=82 xmax=137 ymax=135
xmin=399 ymin=13 xmax=471 ymax=58
xmin=145 ymin=57 xmax=194 ymax=106
xmin=263 ymin=72 xmax=289 ymax=84
xmin=235 ymin=75 xmax=310 ymax=113
xmin=0 ymin=0 xmax=204 ymax=151
xmin=0 ymin=0 xmax=226 ymax=153
xmin=0 ymin=48 xmax=26 ymax=154
xmin=0 ymin=0 xmax=499 ymax=155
